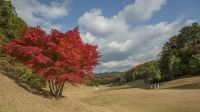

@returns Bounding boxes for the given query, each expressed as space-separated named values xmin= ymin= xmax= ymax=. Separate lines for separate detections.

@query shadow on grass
xmin=108 ymin=86 xmax=133 ymax=90
xmin=165 ymin=83 xmax=200 ymax=89
xmin=100 ymin=85 xmax=148 ymax=92
xmin=104 ymin=80 xmax=147 ymax=91
xmin=0 ymin=70 xmax=53 ymax=99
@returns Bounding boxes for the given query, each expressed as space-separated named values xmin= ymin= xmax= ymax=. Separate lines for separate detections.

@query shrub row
xmin=0 ymin=53 xmax=46 ymax=89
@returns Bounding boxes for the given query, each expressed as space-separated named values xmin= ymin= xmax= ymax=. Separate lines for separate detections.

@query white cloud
xmin=78 ymin=9 xmax=129 ymax=38
xmin=78 ymin=2 xmax=195 ymax=73
xmin=115 ymin=0 xmax=167 ymax=22
xmin=95 ymin=57 xmax=140 ymax=73
xmin=93 ymin=20 xmax=194 ymax=73
xmin=10 ymin=0 xmax=70 ymax=32
xmin=108 ymin=40 xmax=132 ymax=52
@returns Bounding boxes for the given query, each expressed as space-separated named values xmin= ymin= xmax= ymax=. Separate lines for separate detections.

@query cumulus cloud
xmin=115 ymin=0 xmax=167 ymax=22
xmin=97 ymin=58 xmax=137 ymax=73
xmin=10 ymin=0 xmax=70 ymax=32
xmin=78 ymin=9 xmax=129 ymax=38
xmin=94 ymin=20 xmax=194 ymax=73
xmin=78 ymin=1 xmax=195 ymax=73
xmin=108 ymin=40 xmax=132 ymax=52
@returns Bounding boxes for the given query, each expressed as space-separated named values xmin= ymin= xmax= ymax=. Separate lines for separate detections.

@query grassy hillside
xmin=1 ymin=72 xmax=200 ymax=112
xmin=0 ymin=73 xmax=110 ymax=112
xmin=160 ymin=75 xmax=200 ymax=89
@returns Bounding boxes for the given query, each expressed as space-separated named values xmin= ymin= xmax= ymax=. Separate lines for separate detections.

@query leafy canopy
xmin=159 ymin=23 xmax=200 ymax=80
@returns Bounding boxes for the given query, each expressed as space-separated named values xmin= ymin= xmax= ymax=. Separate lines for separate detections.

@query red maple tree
xmin=2 ymin=27 xmax=100 ymax=97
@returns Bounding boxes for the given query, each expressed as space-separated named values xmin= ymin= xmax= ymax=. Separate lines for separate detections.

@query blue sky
xmin=53 ymin=0 xmax=200 ymax=31
xmin=11 ymin=0 xmax=200 ymax=73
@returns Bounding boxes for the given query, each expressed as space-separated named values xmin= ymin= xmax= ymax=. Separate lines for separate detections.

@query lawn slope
xmin=0 ymin=73 xmax=110 ymax=112
xmin=160 ymin=75 xmax=200 ymax=89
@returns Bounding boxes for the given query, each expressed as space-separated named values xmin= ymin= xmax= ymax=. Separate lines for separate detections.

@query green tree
xmin=143 ymin=61 xmax=161 ymax=84
xmin=159 ymin=36 xmax=181 ymax=80
xmin=160 ymin=23 xmax=200 ymax=80
xmin=0 ymin=0 xmax=27 ymax=44
xmin=177 ymin=23 xmax=200 ymax=73
xmin=189 ymin=54 xmax=200 ymax=73
xmin=125 ymin=61 xmax=161 ymax=84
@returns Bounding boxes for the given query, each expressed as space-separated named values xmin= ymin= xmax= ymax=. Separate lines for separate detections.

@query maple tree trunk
xmin=48 ymin=80 xmax=65 ymax=98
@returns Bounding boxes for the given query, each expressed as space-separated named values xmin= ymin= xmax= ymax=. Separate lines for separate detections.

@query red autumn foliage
xmin=1 ymin=27 xmax=100 ymax=97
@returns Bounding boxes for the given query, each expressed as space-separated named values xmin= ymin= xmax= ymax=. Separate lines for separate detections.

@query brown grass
xmin=160 ymin=76 xmax=200 ymax=89
xmin=1 ymin=73 xmax=200 ymax=112
xmin=0 ymin=73 xmax=110 ymax=112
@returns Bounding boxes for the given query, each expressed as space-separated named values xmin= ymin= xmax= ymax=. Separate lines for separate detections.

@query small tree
xmin=2 ymin=27 xmax=100 ymax=98
xmin=189 ymin=54 xmax=200 ymax=73
xmin=142 ymin=61 xmax=161 ymax=84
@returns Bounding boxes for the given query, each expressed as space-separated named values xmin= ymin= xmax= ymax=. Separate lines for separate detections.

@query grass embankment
xmin=0 ymin=73 xmax=110 ymax=112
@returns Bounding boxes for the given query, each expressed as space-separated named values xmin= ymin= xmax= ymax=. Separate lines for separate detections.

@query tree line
xmin=86 ymin=23 xmax=200 ymax=86
xmin=121 ymin=23 xmax=200 ymax=85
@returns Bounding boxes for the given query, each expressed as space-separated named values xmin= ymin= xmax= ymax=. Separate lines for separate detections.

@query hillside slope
xmin=160 ymin=76 xmax=200 ymax=89
xmin=0 ymin=73 xmax=110 ymax=112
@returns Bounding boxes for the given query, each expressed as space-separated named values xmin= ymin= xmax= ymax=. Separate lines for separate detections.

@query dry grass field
xmin=0 ymin=73 xmax=200 ymax=112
